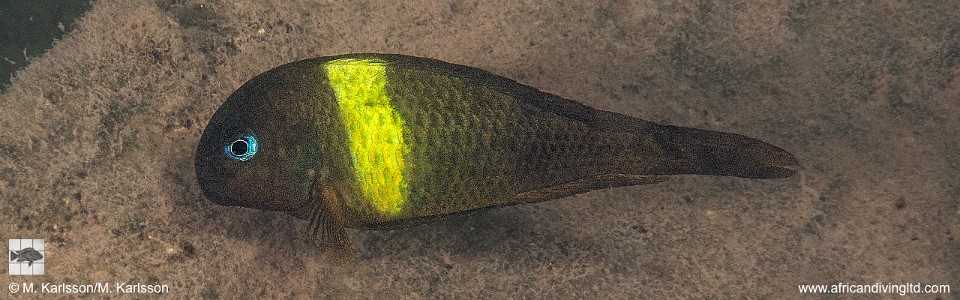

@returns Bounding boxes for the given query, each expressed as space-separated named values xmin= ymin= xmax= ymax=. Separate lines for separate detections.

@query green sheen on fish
xmin=195 ymin=53 xmax=799 ymax=259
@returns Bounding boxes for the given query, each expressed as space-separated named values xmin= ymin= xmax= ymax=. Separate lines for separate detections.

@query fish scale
xmin=387 ymin=66 xmax=601 ymax=217
xmin=389 ymin=69 xmax=521 ymax=214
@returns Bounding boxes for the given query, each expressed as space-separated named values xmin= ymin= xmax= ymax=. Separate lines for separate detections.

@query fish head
xmin=195 ymin=63 xmax=326 ymax=212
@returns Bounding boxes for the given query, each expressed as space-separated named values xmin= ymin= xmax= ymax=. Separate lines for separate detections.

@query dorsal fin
xmin=304 ymin=53 xmax=640 ymax=129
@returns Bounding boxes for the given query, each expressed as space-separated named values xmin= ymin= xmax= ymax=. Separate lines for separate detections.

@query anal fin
xmin=514 ymin=174 xmax=667 ymax=204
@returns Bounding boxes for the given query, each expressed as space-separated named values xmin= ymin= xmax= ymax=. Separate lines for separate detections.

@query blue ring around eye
xmin=224 ymin=134 xmax=258 ymax=161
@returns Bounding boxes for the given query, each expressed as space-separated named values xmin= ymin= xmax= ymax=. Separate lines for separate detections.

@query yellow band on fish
xmin=324 ymin=58 xmax=409 ymax=217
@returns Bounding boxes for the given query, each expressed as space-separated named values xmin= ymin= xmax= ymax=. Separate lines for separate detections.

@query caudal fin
xmin=650 ymin=124 xmax=799 ymax=179
xmin=10 ymin=251 xmax=17 ymax=261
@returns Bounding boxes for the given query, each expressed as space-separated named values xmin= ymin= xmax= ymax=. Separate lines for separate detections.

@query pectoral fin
xmin=305 ymin=177 xmax=356 ymax=262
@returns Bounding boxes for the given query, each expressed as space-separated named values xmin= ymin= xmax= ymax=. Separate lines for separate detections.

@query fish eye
xmin=224 ymin=134 xmax=258 ymax=161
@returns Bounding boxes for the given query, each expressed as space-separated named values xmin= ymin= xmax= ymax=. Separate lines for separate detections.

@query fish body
xmin=195 ymin=54 xmax=798 ymax=256
xmin=10 ymin=247 xmax=43 ymax=266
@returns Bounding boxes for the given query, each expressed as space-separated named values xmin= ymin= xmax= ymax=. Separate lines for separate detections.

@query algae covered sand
xmin=1 ymin=0 xmax=957 ymax=298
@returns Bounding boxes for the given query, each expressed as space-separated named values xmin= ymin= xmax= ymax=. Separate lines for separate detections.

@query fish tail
xmin=646 ymin=124 xmax=799 ymax=179
xmin=9 ymin=251 xmax=17 ymax=260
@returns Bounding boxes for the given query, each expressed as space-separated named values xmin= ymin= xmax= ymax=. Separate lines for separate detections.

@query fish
xmin=10 ymin=247 xmax=43 ymax=266
xmin=194 ymin=53 xmax=799 ymax=259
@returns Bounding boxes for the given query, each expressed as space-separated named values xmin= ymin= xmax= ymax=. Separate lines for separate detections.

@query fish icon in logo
xmin=10 ymin=247 xmax=43 ymax=266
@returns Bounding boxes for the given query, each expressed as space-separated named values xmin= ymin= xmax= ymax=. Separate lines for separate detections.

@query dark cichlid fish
xmin=195 ymin=53 xmax=798 ymax=258
xmin=10 ymin=247 xmax=43 ymax=266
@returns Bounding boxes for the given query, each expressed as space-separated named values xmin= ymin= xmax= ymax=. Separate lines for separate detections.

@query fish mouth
xmin=198 ymin=181 xmax=239 ymax=207
xmin=194 ymin=149 xmax=239 ymax=207
xmin=196 ymin=174 xmax=238 ymax=207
